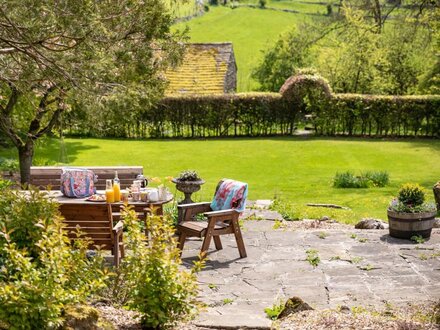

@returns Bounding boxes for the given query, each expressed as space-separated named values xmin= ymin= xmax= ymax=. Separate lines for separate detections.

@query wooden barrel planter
xmin=387 ymin=210 xmax=437 ymax=239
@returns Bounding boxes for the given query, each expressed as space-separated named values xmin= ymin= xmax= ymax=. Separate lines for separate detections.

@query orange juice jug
xmin=105 ymin=179 xmax=115 ymax=203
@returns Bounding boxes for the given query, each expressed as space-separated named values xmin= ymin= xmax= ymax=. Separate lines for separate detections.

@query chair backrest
xmin=30 ymin=166 xmax=143 ymax=190
xmin=211 ymin=179 xmax=248 ymax=212
xmin=59 ymin=203 xmax=114 ymax=250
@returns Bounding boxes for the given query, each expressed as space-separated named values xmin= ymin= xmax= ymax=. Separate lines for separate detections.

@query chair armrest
xmin=204 ymin=209 xmax=239 ymax=217
xmin=178 ymin=202 xmax=212 ymax=224
xmin=112 ymin=220 xmax=124 ymax=234
xmin=178 ymin=202 xmax=211 ymax=210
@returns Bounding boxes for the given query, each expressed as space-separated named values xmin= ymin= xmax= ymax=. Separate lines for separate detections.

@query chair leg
xmin=178 ymin=232 xmax=187 ymax=253
xmin=114 ymin=240 xmax=120 ymax=267
xmin=213 ymin=236 xmax=223 ymax=250
xmin=231 ymin=218 xmax=247 ymax=258
xmin=201 ymin=232 xmax=213 ymax=255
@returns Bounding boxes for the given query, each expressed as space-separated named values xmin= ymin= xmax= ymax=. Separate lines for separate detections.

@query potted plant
xmin=172 ymin=170 xmax=205 ymax=204
xmin=387 ymin=183 xmax=437 ymax=239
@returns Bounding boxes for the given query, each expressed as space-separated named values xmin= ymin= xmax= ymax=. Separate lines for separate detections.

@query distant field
xmin=166 ymin=0 xmax=198 ymax=18
xmin=243 ymin=0 xmax=331 ymax=14
xmin=174 ymin=6 xmax=307 ymax=91
xmin=2 ymin=137 xmax=439 ymax=224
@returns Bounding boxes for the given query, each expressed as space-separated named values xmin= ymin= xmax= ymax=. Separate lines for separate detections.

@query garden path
xmin=181 ymin=202 xmax=440 ymax=329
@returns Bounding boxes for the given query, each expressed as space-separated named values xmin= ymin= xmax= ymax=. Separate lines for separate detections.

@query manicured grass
xmin=174 ymin=6 xmax=307 ymax=91
xmin=2 ymin=137 xmax=439 ymax=224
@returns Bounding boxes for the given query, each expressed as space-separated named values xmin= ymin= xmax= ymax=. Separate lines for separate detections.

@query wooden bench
xmin=30 ymin=166 xmax=143 ymax=190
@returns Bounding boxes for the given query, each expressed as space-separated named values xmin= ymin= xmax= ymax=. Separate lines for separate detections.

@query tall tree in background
xmin=253 ymin=0 xmax=438 ymax=94
xmin=0 ymin=0 xmax=186 ymax=184
xmin=251 ymin=24 xmax=322 ymax=91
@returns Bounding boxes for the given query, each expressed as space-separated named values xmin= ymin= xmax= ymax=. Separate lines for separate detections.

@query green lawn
xmin=174 ymin=6 xmax=307 ymax=91
xmin=2 ymin=137 xmax=439 ymax=224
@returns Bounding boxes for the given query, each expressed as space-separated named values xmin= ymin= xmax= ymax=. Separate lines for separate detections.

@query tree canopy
xmin=253 ymin=0 xmax=440 ymax=94
xmin=0 ymin=0 xmax=186 ymax=183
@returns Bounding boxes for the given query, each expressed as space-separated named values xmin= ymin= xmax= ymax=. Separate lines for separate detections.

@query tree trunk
xmin=18 ymin=141 xmax=34 ymax=186
xmin=434 ymin=182 xmax=440 ymax=212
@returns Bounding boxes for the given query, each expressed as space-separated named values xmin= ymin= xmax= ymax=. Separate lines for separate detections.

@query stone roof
xmin=165 ymin=42 xmax=237 ymax=95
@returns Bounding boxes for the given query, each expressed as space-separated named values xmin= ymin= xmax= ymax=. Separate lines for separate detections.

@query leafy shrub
xmin=0 ymin=158 xmax=19 ymax=171
xmin=333 ymin=172 xmax=369 ymax=188
xmin=0 ymin=178 xmax=12 ymax=190
xmin=398 ymin=183 xmax=425 ymax=206
xmin=259 ymin=0 xmax=266 ymax=8
xmin=0 ymin=187 xmax=108 ymax=329
xmin=388 ymin=183 xmax=437 ymax=213
xmin=363 ymin=171 xmax=389 ymax=187
xmin=264 ymin=300 xmax=284 ymax=320
xmin=0 ymin=189 xmax=60 ymax=259
xmin=175 ymin=169 xmax=202 ymax=182
xmin=333 ymin=171 xmax=389 ymax=188
xmin=105 ymin=206 xmax=203 ymax=328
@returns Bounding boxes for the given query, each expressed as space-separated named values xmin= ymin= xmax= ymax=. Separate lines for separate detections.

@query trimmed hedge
xmin=64 ymin=75 xmax=440 ymax=138
xmin=146 ymin=93 xmax=294 ymax=137
xmin=311 ymin=94 xmax=440 ymax=137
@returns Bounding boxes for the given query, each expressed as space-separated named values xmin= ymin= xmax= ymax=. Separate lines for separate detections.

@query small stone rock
xmin=319 ymin=216 xmax=330 ymax=221
xmin=355 ymin=218 xmax=388 ymax=230
xmin=278 ymin=296 xmax=314 ymax=319
xmin=339 ymin=305 xmax=351 ymax=314
xmin=433 ymin=218 xmax=440 ymax=229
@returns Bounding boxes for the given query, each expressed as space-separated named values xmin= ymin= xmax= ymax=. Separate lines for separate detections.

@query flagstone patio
xmin=181 ymin=204 xmax=440 ymax=329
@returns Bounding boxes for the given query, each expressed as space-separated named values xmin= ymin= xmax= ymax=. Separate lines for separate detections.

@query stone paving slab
xmin=181 ymin=219 xmax=440 ymax=329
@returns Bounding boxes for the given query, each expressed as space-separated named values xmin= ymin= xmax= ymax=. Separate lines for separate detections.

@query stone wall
xmin=224 ymin=52 xmax=237 ymax=93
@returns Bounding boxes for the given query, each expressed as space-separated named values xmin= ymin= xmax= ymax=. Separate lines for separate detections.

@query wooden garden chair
xmin=177 ymin=179 xmax=248 ymax=258
xmin=59 ymin=203 xmax=125 ymax=267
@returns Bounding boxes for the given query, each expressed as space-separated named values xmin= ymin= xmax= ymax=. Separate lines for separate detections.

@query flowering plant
xmin=388 ymin=183 xmax=437 ymax=213
xmin=150 ymin=176 xmax=174 ymax=187
xmin=174 ymin=170 xmax=203 ymax=182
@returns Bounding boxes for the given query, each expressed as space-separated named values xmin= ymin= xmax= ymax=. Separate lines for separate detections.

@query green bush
xmin=398 ymin=183 xmax=425 ymax=206
xmin=0 ymin=158 xmax=19 ymax=171
xmin=0 ymin=189 xmax=60 ymax=259
xmin=389 ymin=183 xmax=436 ymax=213
xmin=363 ymin=171 xmax=389 ymax=187
xmin=333 ymin=172 xmax=369 ymax=188
xmin=333 ymin=171 xmax=389 ymax=188
xmin=105 ymin=206 xmax=202 ymax=329
xmin=0 ymin=187 xmax=108 ymax=329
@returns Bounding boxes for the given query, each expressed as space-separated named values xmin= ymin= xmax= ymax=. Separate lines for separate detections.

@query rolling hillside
xmin=174 ymin=5 xmax=308 ymax=91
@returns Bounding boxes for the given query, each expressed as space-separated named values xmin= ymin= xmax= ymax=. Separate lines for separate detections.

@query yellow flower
xmin=165 ymin=176 xmax=174 ymax=183
xmin=150 ymin=177 xmax=161 ymax=184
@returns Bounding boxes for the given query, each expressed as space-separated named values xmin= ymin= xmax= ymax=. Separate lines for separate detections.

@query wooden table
xmin=43 ymin=190 xmax=174 ymax=216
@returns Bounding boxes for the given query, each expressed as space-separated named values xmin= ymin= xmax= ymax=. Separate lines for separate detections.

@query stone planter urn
xmin=172 ymin=178 xmax=205 ymax=204
xmin=387 ymin=210 xmax=437 ymax=239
